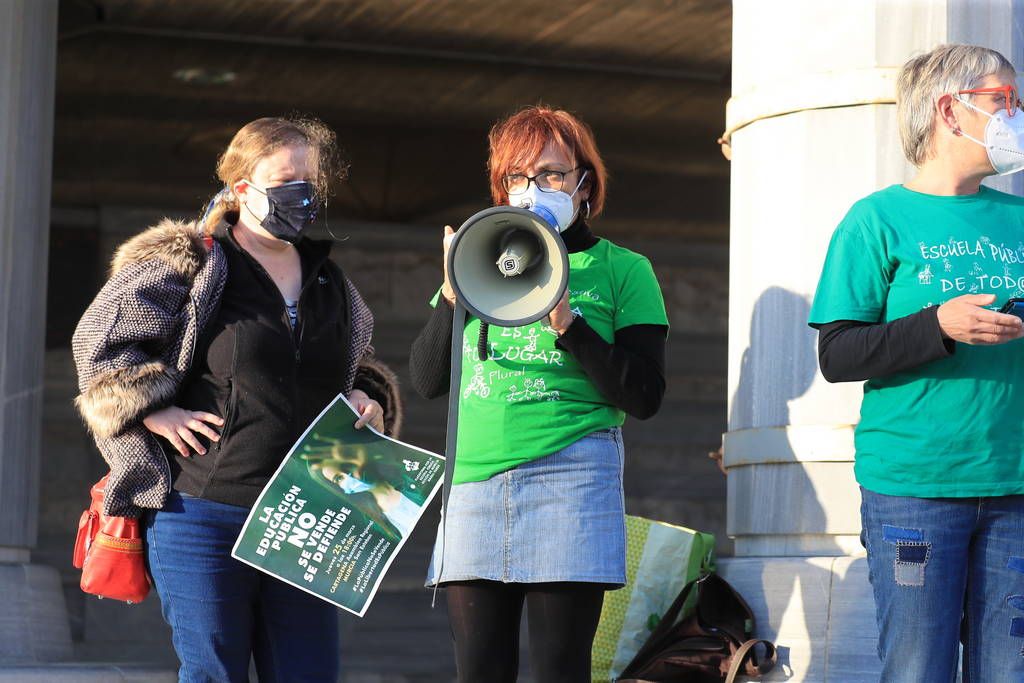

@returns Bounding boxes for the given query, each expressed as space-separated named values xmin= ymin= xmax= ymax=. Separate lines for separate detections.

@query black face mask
xmin=245 ymin=180 xmax=319 ymax=244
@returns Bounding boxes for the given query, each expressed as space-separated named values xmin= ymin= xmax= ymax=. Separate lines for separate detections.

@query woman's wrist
xmin=551 ymin=311 xmax=578 ymax=336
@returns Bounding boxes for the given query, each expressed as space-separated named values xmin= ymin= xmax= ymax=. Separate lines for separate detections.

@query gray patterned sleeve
xmin=71 ymin=261 xmax=190 ymax=439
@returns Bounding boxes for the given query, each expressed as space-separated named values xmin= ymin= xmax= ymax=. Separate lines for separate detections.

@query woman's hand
xmin=349 ymin=389 xmax=385 ymax=432
xmin=142 ymin=407 xmax=223 ymax=457
xmin=937 ymin=293 xmax=1024 ymax=344
xmin=545 ymin=289 xmax=574 ymax=336
xmin=708 ymin=446 xmax=727 ymax=476
xmin=441 ymin=225 xmax=456 ymax=306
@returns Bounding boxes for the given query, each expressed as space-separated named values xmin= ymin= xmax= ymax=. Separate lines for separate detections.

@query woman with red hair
xmin=410 ymin=106 xmax=669 ymax=682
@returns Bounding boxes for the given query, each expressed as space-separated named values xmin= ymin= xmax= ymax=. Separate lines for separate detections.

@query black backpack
xmin=617 ymin=573 xmax=776 ymax=683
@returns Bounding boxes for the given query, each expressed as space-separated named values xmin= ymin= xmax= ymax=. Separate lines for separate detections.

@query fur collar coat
xmin=72 ymin=219 xmax=400 ymax=516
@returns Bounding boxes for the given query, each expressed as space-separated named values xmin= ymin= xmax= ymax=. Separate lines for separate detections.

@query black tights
xmin=445 ymin=580 xmax=605 ymax=683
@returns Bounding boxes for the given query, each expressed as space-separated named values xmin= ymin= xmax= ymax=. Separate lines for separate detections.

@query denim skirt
xmin=426 ymin=427 xmax=626 ymax=587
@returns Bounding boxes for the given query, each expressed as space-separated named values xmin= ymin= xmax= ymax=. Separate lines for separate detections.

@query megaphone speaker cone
xmin=447 ymin=206 xmax=569 ymax=328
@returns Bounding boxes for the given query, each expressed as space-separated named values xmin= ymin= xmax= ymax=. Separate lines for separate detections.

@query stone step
xmin=0 ymin=665 xmax=176 ymax=683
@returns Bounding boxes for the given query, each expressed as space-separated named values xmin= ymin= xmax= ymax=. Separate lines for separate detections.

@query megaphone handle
xmin=477 ymin=322 xmax=490 ymax=361
xmin=434 ymin=301 xmax=466 ymax=606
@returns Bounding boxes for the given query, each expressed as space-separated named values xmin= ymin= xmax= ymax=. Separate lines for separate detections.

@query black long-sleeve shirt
xmin=409 ymin=218 xmax=668 ymax=419
xmin=813 ymin=305 xmax=955 ymax=382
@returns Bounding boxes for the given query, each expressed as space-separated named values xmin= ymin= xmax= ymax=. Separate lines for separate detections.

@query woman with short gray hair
xmin=809 ymin=43 xmax=1024 ymax=681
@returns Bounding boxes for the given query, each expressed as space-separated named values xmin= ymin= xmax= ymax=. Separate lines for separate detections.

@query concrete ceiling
xmin=54 ymin=0 xmax=732 ymax=240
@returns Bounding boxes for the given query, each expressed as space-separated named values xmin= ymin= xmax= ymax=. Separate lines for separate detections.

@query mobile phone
xmin=999 ymin=297 xmax=1024 ymax=321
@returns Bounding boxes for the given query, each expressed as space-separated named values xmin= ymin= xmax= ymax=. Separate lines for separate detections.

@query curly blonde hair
xmin=201 ymin=116 xmax=344 ymax=235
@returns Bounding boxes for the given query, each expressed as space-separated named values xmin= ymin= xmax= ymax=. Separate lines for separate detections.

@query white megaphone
xmin=446 ymin=206 xmax=569 ymax=327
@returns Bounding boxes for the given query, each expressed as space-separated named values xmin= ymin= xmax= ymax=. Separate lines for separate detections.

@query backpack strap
xmin=724 ymin=638 xmax=777 ymax=683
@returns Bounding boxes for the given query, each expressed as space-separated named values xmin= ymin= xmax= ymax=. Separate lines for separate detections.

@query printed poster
xmin=231 ymin=394 xmax=444 ymax=617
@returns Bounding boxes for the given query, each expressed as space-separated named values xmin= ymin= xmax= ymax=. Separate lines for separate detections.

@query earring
xmin=584 ymin=200 xmax=591 ymax=219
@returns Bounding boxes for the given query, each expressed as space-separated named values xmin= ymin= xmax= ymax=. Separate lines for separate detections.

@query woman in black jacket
xmin=73 ymin=117 xmax=400 ymax=682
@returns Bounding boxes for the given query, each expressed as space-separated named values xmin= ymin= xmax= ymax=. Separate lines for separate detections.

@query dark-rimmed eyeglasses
xmin=502 ymin=167 xmax=582 ymax=195
xmin=958 ymin=85 xmax=1023 ymax=117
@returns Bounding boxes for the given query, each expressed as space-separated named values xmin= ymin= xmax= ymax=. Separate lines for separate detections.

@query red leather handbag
xmin=72 ymin=474 xmax=151 ymax=604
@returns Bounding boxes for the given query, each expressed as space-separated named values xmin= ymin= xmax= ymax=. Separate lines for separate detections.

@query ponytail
xmin=199 ymin=187 xmax=235 ymax=236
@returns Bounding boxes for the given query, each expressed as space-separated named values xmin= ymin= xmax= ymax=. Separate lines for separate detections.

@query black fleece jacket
xmin=170 ymin=222 xmax=379 ymax=507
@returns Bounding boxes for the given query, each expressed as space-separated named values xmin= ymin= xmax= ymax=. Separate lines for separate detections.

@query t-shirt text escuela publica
xmin=810 ymin=184 xmax=1024 ymax=498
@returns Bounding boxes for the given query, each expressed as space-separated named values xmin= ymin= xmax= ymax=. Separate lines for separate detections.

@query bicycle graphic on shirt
xmin=463 ymin=363 xmax=491 ymax=399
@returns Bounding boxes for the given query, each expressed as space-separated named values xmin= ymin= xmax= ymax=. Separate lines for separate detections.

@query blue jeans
xmin=861 ymin=487 xmax=1024 ymax=682
xmin=144 ymin=491 xmax=340 ymax=683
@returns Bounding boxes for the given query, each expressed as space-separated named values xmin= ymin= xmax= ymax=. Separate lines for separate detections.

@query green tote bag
xmin=591 ymin=515 xmax=716 ymax=683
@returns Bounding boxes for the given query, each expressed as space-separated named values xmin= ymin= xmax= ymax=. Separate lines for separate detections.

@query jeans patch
xmin=893 ymin=541 xmax=930 ymax=587
xmin=896 ymin=543 xmax=928 ymax=564
xmin=1012 ymin=617 xmax=1024 ymax=639
xmin=1009 ymin=556 xmax=1024 ymax=574
xmin=882 ymin=524 xmax=924 ymax=543
xmin=894 ymin=559 xmax=926 ymax=586
xmin=1011 ymin=597 xmax=1024 ymax=653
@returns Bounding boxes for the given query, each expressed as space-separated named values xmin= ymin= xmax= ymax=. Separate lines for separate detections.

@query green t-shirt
xmin=435 ymin=238 xmax=668 ymax=483
xmin=809 ymin=184 xmax=1024 ymax=497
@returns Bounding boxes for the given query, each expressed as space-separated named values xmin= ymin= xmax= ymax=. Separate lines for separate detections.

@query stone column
xmin=0 ymin=0 xmax=71 ymax=663
xmin=718 ymin=1 xmax=1023 ymax=680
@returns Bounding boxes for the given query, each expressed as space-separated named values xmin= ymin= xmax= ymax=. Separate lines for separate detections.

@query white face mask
xmin=335 ymin=473 xmax=373 ymax=495
xmin=509 ymin=170 xmax=588 ymax=232
xmin=954 ymin=96 xmax=1024 ymax=175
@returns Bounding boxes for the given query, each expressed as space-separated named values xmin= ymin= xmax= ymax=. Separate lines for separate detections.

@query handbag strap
xmin=724 ymin=638 xmax=777 ymax=683
xmin=619 ymin=576 xmax=703 ymax=677
xmin=695 ymin=573 xmax=751 ymax=646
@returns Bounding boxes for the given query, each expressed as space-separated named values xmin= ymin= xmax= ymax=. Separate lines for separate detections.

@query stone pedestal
xmin=0 ymin=0 xmax=71 ymax=664
xmin=722 ymin=1 xmax=1024 ymax=679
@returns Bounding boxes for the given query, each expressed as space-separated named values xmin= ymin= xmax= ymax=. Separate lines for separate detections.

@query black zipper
xmin=236 ymin=244 xmax=325 ymax=364
xmin=292 ymin=263 xmax=328 ymax=362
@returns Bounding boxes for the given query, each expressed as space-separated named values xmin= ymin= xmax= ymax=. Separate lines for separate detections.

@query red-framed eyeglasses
xmin=958 ymin=84 xmax=1023 ymax=117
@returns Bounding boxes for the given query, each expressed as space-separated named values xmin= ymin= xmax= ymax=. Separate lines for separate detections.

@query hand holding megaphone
xmin=441 ymin=225 xmax=456 ymax=305
xmin=545 ymin=290 xmax=573 ymax=336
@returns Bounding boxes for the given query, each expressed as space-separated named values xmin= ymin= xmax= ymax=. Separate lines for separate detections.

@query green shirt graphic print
xmin=435 ymin=238 xmax=668 ymax=484
xmin=809 ymin=184 xmax=1024 ymax=498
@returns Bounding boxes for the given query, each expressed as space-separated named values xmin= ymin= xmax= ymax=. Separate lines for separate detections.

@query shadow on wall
xmin=726 ymin=286 xmax=847 ymax=679
xmin=729 ymin=286 xmax=818 ymax=434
